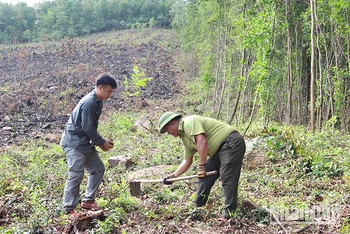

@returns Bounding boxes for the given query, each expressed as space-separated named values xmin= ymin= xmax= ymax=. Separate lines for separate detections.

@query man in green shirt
xmin=159 ymin=112 xmax=246 ymax=221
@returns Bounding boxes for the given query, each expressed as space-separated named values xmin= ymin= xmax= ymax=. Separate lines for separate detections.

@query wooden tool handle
xmin=132 ymin=170 xmax=217 ymax=183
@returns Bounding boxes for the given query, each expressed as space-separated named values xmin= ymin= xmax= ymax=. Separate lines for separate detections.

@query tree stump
xmin=63 ymin=210 xmax=105 ymax=233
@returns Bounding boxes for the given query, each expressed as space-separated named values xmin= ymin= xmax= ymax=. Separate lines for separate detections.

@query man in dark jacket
xmin=160 ymin=112 xmax=246 ymax=221
xmin=61 ymin=73 xmax=117 ymax=216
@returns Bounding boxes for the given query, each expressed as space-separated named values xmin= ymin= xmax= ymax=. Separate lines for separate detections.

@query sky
xmin=0 ymin=0 xmax=44 ymax=6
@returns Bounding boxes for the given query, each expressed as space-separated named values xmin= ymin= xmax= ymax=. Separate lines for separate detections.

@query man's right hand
xmin=99 ymin=139 xmax=114 ymax=151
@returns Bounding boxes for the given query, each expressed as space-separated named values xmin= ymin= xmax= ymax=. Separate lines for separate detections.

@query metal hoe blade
xmin=129 ymin=181 xmax=141 ymax=197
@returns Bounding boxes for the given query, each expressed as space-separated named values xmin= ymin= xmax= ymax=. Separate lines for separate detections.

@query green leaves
xmin=123 ymin=65 xmax=152 ymax=97
xmin=0 ymin=0 xmax=177 ymax=43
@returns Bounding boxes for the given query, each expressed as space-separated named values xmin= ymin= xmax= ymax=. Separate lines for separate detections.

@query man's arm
xmin=81 ymin=101 xmax=105 ymax=146
xmin=195 ymin=133 xmax=208 ymax=178
xmin=195 ymin=133 xmax=208 ymax=165
xmin=173 ymin=157 xmax=193 ymax=177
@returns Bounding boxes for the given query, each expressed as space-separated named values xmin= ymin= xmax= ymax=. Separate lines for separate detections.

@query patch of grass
xmin=1 ymin=113 xmax=349 ymax=232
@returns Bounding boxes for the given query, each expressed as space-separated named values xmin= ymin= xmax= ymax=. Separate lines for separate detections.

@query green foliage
xmin=105 ymin=115 xmax=134 ymax=135
xmin=148 ymin=17 xmax=157 ymax=28
xmin=94 ymin=208 xmax=126 ymax=233
xmin=0 ymin=0 xmax=177 ymax=44
xmin=189 ymin=207 xmax=206 ymax=221
xmin=309 ymin=154 xmax=343 ymax=179
xmin=263 ymin=127 xmax=303 ymax=162
xmin=340 ymin=217 xmax=350 ymax=234
xmin=0 ymin=82 xmax=10 ymax=93
xmin=123 ymin=65 xmax=153 ymax=97
xmin=0 ymin=108 xmax=349 ymax=232
xmin=153 ymin=187 xmax=182 ymax=204
xmin=252 ymin=208 xmax=270 ymax=224
xmin=172 ymin=0 xmax=349 ymax=132
xmin=261 ymin=125 xmax=347 ymax=180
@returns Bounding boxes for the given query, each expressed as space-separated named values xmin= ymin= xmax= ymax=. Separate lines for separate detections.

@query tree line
xmin=0 ymin=0 xmax=176 ymax=44
xmin=1 ymin=0 xmax=349 ymax=133
xmin=171 ymin=0 xmax=350 ymax=132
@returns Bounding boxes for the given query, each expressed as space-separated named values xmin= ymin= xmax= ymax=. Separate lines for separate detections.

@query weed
xmin=189 ymin=207 xmax=206 ymax=221
xmin=94 ymin=208 xmax=126 ymax=233
xmin=153 ymin=188 xmax=181 ymax=205
xmin=252 ymin=207 xmax=270 ymax=224
xmin=341 ymin=217 xmax=350 ymax=234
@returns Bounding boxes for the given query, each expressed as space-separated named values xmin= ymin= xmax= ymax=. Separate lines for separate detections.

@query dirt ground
xmin=0 ymin=29 xmax=182 ymax=149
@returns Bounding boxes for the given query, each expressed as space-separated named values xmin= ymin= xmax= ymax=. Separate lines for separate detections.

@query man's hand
xmin=197 ymin=164 xmax=206 ymax=179
xmin=163 ymin=173 xmax=176 ymax=185
xmin=99 ymin=139 xmax=114 ymax=151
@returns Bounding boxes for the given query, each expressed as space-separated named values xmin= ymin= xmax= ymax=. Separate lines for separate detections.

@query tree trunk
xmin=228 ymin=49 xmax=245 ymax=124
xmin=285 ymin=0 xmax=293 ymax=125
xmin=314 ymin=5 xmax=323 ymax=130
xmin=309 ymin=0 xmax=316 ymax=131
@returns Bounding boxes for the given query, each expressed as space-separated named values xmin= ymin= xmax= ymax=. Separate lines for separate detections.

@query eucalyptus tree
xmin=310 ymin=0 xmax=350 ymax=132
xmin=171 ymin=0 xmax=349 ymax=132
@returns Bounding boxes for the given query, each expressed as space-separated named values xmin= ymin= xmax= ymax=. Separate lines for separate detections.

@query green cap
xmin=159 ymin=112 xmax=182 ymax=133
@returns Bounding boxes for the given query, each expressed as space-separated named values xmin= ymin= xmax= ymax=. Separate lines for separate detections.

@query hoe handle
xmin=132 ymin=170 xmax=217 ymax=183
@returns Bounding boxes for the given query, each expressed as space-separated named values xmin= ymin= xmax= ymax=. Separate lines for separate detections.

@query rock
xmin=242 ymin=200 xmax=257 ymax=210
xmin=108 ymin=155 xmax=132 ymax=168
xmin=133 ymin=116 xmax=154 ymax=132
xmin=2 ymin=126 xmax=12 ymax=131
xmin=245 ymin=137 xmax=259 ymax=155
xmin=42 ymin=123 xmax=52 ymax=129
xmin=45 ymin=133 xmax=61 ymax=142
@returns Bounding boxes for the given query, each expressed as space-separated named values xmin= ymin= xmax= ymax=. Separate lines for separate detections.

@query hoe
xmin=129 ymin=170 xmax=217 ymax=197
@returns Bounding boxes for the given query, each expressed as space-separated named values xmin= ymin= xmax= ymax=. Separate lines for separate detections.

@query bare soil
xmin=0 ymin=29 xmax=182 ymax=149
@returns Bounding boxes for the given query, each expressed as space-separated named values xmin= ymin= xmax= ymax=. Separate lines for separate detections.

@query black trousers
xmin=195 ymin=131 xmax=246 ymax=218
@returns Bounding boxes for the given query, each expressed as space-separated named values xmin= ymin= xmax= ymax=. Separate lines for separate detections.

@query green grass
xmin=0 ymin=112 xmax=349 ymax=232
xmin=0 ymin=28 xmax=349 ymax=233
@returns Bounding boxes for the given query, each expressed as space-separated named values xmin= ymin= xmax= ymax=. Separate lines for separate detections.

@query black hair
xmin=96 ymin=73 xmax=117 ymax=89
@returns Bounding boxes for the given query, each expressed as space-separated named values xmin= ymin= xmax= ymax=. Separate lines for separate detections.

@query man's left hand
xmin=197 ymin=164 xmax=206 ymax=179
xmin=99 ymin=139 xmax=114 ymax=151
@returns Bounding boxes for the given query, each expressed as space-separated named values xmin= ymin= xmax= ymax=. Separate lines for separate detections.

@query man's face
xmin=96 ymin=85 xmax=115 ymax=100
xmin=163 ymin=120 xmax=179 ymax=137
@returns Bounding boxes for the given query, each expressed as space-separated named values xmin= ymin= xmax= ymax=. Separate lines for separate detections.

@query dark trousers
xmin=195 ymin=131 xmax=246 ymax=218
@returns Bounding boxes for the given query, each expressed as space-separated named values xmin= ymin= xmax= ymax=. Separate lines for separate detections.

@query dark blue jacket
xmin=60 ymin=90 xmax=106 ymax=152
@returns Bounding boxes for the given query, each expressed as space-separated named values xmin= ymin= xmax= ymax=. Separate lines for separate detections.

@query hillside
xmin=0 ymin=29 xmax=349 ymax=234
xmin=0 ymin=29 xmax=181 ymax=148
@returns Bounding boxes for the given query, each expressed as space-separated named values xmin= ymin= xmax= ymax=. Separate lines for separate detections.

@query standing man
xmin=160 ymin=112 xmax=246 ymax=221
xmin=61 ymin=73 xmax=117 ymax=216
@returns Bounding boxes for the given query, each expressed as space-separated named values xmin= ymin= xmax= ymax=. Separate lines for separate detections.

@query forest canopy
xmin=0 ymin=0 xmax=176 ymax=43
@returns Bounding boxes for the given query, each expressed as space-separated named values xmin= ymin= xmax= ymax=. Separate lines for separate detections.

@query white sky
xmin=0 ymin=0 xmax=44 ymax=6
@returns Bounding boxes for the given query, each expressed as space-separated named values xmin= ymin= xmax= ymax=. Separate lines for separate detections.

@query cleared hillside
xmin=0 ymin=29 xmax=181 ymax=148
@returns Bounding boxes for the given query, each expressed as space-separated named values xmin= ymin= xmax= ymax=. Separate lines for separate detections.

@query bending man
xmin=160 ymin=112 xmax=246 ymax=220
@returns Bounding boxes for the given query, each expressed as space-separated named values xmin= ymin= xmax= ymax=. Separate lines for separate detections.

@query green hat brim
xmin=159 ymin=112 xmax=182 ymax=133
